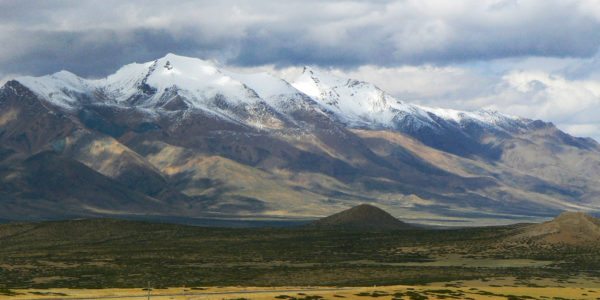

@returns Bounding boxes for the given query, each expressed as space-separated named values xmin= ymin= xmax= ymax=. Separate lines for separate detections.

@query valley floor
xmin=5 ymin=276 xmax=600 ymax=300
xmin=3 ymin=218 xmax=600 ymax=299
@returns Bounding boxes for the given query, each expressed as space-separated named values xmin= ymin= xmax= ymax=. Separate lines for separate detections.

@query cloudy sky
xmin=3 ymin=0 xmax=600 ymax=139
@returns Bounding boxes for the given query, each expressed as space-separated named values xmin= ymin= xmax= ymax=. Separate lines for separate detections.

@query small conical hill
xmin=309 ymin=204 xmax=410 ymax=230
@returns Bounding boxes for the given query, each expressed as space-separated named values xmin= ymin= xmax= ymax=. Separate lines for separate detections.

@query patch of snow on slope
xmin=16 ymin=71 xmax=93 ymax=109
xmin=225 ymin=71 xmax=296 ymax=99
xmin=292 ymin=67 xmax=431 ymax=127
xmin=96 ymin=61 xmax=154 ymax=102
xmin=421 ymin=106 xmax=520 ymax=126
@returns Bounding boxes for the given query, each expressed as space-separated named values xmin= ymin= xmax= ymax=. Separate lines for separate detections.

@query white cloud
xmin=562 ymin=123 xmax=600 ymax=137
xmin=490 ymin=71 xmax=600 ymax=119
xmin=0 ymin=73 xmax=20 ymax=86
xmin=480 ymin=71 xmax=600 ymax=139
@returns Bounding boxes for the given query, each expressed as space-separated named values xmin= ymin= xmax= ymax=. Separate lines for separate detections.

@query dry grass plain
xmin=3 ymin=218 xmax=600 ymax=299
xmin=6 ymin=276 xmax=600 ymax=300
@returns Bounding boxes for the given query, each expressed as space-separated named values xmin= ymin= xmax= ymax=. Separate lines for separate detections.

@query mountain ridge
xmin=2 ymin=53 xmax=600 ymax=226
xmin=14 ymin=53 xmax=529 ymax=134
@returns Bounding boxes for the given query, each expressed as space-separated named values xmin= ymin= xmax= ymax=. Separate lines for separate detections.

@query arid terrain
xmin=6 ymin=277 xmax=600 ymax=300
xmin=1 ymin=207 xmax=600 ymax=300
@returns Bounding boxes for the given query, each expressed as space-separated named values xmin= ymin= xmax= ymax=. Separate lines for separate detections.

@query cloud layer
xmin=3 ymin=0 xmax=600 ymax=76
xmin=2 ymin=0 xmax=600 ymax=139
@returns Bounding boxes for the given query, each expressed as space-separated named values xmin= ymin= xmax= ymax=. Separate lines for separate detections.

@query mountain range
xmin=2 ymin=53 xmax=600 ymax=226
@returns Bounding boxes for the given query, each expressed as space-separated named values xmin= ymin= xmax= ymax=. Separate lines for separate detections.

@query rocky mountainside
xmin=308 ymin=204 xmax=410 ymax=230
xmin=2 ymin=53 xmax=600 ymax=226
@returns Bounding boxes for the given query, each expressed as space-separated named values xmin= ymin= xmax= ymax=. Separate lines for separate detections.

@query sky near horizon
xmin=2 ymin=0 xmax=600 ymax=139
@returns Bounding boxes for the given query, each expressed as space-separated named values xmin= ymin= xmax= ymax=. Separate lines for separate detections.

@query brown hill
xmin=309 ymin=204 xmax=410 ymax=230
xmin=508 ymin=211 xmax=600 ymax=245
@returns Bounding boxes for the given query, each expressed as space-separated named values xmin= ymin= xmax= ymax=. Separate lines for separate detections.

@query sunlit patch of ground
xmin=7 ymin=277 xmax=600 ymax=300
xmin=344 ymin=255 xmax=553 ymax=268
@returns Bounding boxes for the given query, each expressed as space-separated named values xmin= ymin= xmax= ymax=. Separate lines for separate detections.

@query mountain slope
xmin=291 ymin=67 xmax=536 ymax=159
xmin=0 ymin=150 xmax=170 ymax=220
xmin=1 ymin=53 xmax=600 ymax=226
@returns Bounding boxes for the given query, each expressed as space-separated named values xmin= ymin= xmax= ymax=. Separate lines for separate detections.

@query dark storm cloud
xmin=2 ymin=0 xmax=600 ymax=77
xmin=0 ymin=28 xmax=232 ymax=77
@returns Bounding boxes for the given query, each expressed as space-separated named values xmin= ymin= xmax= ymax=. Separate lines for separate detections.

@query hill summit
xmin=509 ymin=211 xmax=600 ymax=245
xmin=309 ymin=204 xmax=410 ymax=230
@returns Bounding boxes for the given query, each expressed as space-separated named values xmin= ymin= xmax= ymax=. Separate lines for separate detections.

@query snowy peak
xmin=292 ymin=66 xmax=525 ymax=132
xmin=136 ymin=54 xmax=300 ymax=103
xmin=12 ymin=53 xmax=526 ymax=134
xmin=16 ymin=70 xmax=94 ymax=109
xmin=16 ymin=53 xmax=305 ymax=111
xmin=292 ymin=66 xmax=329 ymax=100
xmin=12 ymin=54 xmax=327 ymax=131
xmin=293 ymin=66 xmax=393 ymax=110
xmin=15 ymin=54 xmax=278 ymax=111
xmin=101 ymin=53 xmax=263 ymax=107
xmin=226 ymin=71 xmax=299 ymax=99
xmin=293 ymin=66 xmax=418 ymax=127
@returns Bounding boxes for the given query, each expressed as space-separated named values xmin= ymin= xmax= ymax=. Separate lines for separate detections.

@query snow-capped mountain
xmin=292 ymin=66 xmax=525 ymax=132
xmin=2 ymin=53 xmax=600 ymax=226
xmin=19 ymin=54 xmax=262 ymax=108
xmin=16 ymin=53 xmax=525 ymax=135
xmin=289 ymin=66 xmax=535 ymax=157
xmin=17 ymin=54 xmax=298 ymax=129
